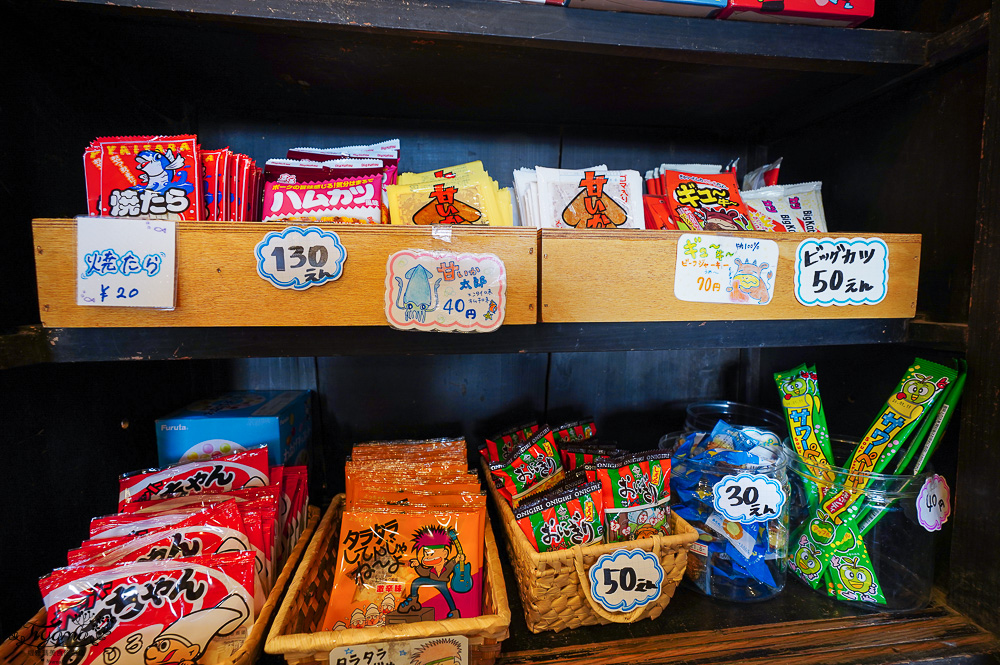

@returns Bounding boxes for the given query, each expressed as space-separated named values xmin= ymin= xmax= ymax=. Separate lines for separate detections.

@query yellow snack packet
xmin=388 ymin=172 xmax=504 ymax=226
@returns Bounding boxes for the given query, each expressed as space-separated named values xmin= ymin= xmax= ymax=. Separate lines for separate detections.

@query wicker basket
xmin=482 ymin=460 xmax=699 ymax=633
xmin=265 ymin=495 xmax=511 ymax=665
xmin=0 ymin=506 xmax=322 ymax=665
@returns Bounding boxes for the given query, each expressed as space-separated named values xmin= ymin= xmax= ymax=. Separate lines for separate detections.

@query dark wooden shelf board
xmin=56 ymin=0 xmax=930 ymax=71
xmin=0 ymin=319 xmax=906 ymax=363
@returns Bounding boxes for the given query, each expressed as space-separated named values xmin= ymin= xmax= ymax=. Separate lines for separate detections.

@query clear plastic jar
xmin=662 ymin=431 xmax=790 ymax=602
xmin=787 ymin=438 xmax=939 ymax=612
xmin=685 ymin=401 xmax=786 ymax=446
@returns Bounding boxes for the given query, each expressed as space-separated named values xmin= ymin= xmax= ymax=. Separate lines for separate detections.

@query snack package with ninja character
xmin=488 ymin=427 xmax=565 ymax=507
xmin=596 ymin=451 xmax=671 ymax=543
xmin=321 ymin=507 xmax=484 ymax=630
xmin=93 ymin=135 xmax=202 ymax=221
xmin=39 ymin=552 xmax=256 ymax=665
xmin=514 ymin=481 xmax=604 ymax=552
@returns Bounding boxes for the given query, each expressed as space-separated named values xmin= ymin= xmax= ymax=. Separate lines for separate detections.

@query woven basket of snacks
xmin=265 ymin=495 xmax=511 ymax=665
xmin=0 ymin=506 xmax=321 ymax=665
xmin=480 ymin=420 xmax=699 ymax=634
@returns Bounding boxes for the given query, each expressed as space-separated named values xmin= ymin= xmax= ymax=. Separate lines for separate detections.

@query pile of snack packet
xmin=669 ymin=420 xmax=788 ymax=599
xmin=388 ymin=161 xmax=513 ymax=226
xmin=262 ymin=140 xmax=399 ymax=224
xmin=777 ymin=358 xmax=966 ymax=606
xmin=321 ymin=437 xmax=486 ymax=630
xmin=642 ymin=158 xmax=828 ymax=233
xmin=36 ymin=446 xmax=308 ymax=665
xmin=481 ymin=419 xmax=672 ymax=552
xmin=84 ymin=135 xmax=263 ymax=221
xmin=512 ymin=165 xmax=644 ymax=228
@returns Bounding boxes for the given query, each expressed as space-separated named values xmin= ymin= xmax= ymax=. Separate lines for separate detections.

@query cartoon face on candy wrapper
xmin=143 ymin=593 xmax=250 ymax=665
xmin=793 ymin=542 xmax=823 ymax=576
xmin=349 ymin=608 xmax=365 ymax=628
xmin=838 ymin=557 xmax=875 ymax=595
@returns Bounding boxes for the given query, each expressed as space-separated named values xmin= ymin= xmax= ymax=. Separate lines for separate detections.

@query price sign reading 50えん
xmin=588 ymin=549 xmax=663 ymax=613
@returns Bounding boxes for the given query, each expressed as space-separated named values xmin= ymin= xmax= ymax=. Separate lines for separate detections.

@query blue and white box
xmin=156 ymin=390 xmax=312 ymax=468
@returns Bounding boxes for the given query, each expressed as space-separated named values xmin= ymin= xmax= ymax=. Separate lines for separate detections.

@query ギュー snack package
xmin=95 ymin=135 xmax=202 ymax=221
xmin=535 ymin=167 xmax=643 ymax=229
xmin=660 ymin=167 xmax=753 ymax=231
xmin=39 ymin=553 xmax=256 ymax=665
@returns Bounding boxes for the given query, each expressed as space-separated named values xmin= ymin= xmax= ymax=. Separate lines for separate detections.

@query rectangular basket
xmin=0 ymin=506 xmax=322 ymax=665
xmin=482 ymin=460 xmax=699 ymax=633
xmin=265 ymin=495 xmax=511 ymax=665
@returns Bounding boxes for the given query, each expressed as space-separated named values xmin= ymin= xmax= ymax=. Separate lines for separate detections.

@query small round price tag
xmin=712 ymin=473 xmax=786 ymax=524
xmin=588 ymin=549 xmax=663 ymax=613
xmin=255 ymin=226 xmax=347 ymax=290
xmin=917 ymin=474 xmax=951 ymax=532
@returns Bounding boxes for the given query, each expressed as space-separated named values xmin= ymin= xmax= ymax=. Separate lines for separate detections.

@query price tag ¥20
xmin=77 ymin=216 xmax=176 ymax=309
xmin=588 ymin=549 xmax=663 ymax=613
xmin=255 ymin=226 xmax=347 ymax=290
xmin=917 ymin=474 xmax=951 ymax=532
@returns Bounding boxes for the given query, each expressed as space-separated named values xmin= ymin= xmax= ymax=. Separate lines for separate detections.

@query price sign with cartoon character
xmin=77 ymin=216 xmax=176 ymax=309
xmin=674 ymin=234 xmax=779 ymax=305
xmin=385 ymin=250 xmax=506 ymax=332
xmin=794 ymin=237 xmax=889 ymax=306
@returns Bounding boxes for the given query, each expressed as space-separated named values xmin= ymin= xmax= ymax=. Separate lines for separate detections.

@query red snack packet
xmin=98 ymin=135 xmax=201 ymax=220
xmin=227 ymin=152 xmax=240 ymax=222
xmin=287 ymin=139 xmax=400 ymax=167
xmin=662 ymin=168 xmax=753 ymax=231
xmin=201 ymin=148 xmax=228 ymax=221
xmin=117 ymin=447 xmax=270 ymax=511
xmin=643 ymin=195 xmax=678 ymax=230
xmin=39 ymin=552 xmax=256 ymax=665
xmin=84 ymin=142 xmax=103 ymax=216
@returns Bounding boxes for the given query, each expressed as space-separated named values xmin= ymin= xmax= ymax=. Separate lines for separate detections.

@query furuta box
xmin=156 ymin=391 xmax=312 ymax=468
xmin=716 ymin=0 xmax=874 ymax=27
xmin=564 ymin=0 xmax=724 ymax=17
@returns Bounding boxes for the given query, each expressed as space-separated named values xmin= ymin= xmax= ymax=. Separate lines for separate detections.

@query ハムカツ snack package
xmin=39 ymin=552 xmax=256 ymax=665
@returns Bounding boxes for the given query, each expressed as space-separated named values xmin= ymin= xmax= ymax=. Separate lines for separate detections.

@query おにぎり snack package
xmin=661 ymin=168 xmax=753 ymax=231
xmin=39 ymin=552 xmax=256 ymax=665
xmin=596 ymin=451 xmax=672 ymax=543
xmin=96 ymin=135 xmax=202 ymax=221
xmin=488 ymin=427 xmax=565 ymax=507
xmin=552 ymin=419 xmax=597 ymax=445
xmin=514 ymin=481 xmax=604 ymax=552
xmin=479 ymin=422 xmax=540 ymax=464
xmin=118 ymin=446 xmax=271 ymax=511
xmin=321 ymin=508 xmax=484 ymax=630
xmin=535 ymin=167 xmax=643 ymax=229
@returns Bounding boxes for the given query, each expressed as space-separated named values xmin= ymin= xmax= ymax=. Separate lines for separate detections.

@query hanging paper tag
xmin=794 ymin=237 xmax=888 ymax=306
xmin=588 ymin=548 xmax=663 ymax=613
xmin=76 ymin=216 xmax=176 ymax=309
xmin=385 ymin=250 xmax=506 ymax=332
xmin=328 ymin=636 xmax=469 ymax=665
xmin=712 ymin=473 xmax=787 ymax=524
xmin=674 ymin=234 xmax=779 ymax=305
xmin=255 ymin=226 xmax=347 ymax=290
xmin=917 ymin=474 xmax=951 ymax=532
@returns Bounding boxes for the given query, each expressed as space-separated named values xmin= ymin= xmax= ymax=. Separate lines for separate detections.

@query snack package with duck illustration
xmin=83 ymin=135 xmax=263 ymax=221
xmin=323 ymin=437 xmax=487 ymax=630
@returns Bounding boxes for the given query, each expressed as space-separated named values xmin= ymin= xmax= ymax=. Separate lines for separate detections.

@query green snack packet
xmin=821 ymin=358 xmax=956 ymax=523
xmin=775 ymin=364 xmax=835 ymax=508
xmin=488 ymin=426 xmax=564 ymax=507
xmin=513 ymin=481 xmax=604 ymax=553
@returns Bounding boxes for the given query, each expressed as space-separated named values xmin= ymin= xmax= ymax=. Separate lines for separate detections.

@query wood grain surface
xmin=540 ymin=229 xmax=920 ymax=322
xmin=32 ymin=220 xmax=539 ymax=327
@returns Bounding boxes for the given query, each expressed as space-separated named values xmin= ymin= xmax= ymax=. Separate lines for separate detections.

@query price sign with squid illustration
xmin=385 ymin=250 xmax=506 ymax=332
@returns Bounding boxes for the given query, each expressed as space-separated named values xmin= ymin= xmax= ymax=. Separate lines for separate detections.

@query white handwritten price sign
xmin=917 ymin=474 xmax=951 ymax=532
xmin=255 ymin=226 xmax=347 ymax=290
xmin=674 ymin=234 xmax=779 ymax=305
xmin=328 ymin=636 xmax=468 ymax=665
xmin=794 ymin=237 xmax=889 ymax=306
xmin=588 ymin=549 xmax=663 ymax=612
xmin=77 ymin=217 xmax=176 ymax=309
xmin=385 ymin=250 xmax=506 ymax=332
xmin=712 ymin=473 xmax=787 ymax=524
